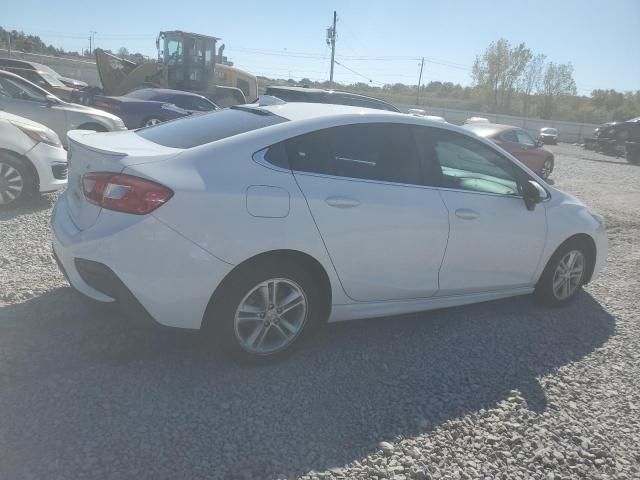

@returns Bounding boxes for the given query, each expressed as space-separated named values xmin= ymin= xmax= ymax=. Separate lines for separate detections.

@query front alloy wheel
xmin=551 ymin=250 xmax=585 ymax=300
xmin=0 ymin=162 xmax=24 ymax=206
xmin=535 ymin=239 xmax=590 ymax=306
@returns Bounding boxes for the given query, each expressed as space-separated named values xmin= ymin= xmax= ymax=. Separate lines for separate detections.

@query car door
xmin=289 ymin=123 xmax=450 ymax=302
xmin=421 ymin=127 xmax=547 ymax=294
xmin=0 ymin=74 xmax=66 ymax=140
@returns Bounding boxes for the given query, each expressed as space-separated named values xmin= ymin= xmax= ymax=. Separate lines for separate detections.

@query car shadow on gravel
xmin=0 ymin=193 xmax=58 ymax=221
xmin=0 ymin=286 xmax=615 ymax=478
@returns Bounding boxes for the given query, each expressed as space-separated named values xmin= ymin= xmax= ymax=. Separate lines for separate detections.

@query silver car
xmin=0 ymin=70 xmax=126 ymax=146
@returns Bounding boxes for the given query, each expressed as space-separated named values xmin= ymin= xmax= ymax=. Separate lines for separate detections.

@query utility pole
xmin=89 ymin=31 xmax=96 ymax=56
xmin=7 ymin=32 xmax=11 ymax=57
xmin=416 ymin=57 xmax=425 ymax=105
xmin=327 ymin=11 xmax=337 ymax=87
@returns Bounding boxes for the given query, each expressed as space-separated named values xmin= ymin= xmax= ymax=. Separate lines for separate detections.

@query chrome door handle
xmin=325 ymin=196 xmax=361 ymax=208
xmin=455 ymin=208 xmax=479 ymax=220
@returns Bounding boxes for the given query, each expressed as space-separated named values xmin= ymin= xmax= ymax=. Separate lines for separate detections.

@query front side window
xmin=515 ymin=129 xmax=536 ymax=147
xmin=0 ymin=76 xmax=46 ymax=102
xmin=286 ymin=123 xmax=422 ymax=185
xmin=501 ymin=129 xmax=518 ymax=143
xmin=431 ymin=130 xmax=519 ymax=196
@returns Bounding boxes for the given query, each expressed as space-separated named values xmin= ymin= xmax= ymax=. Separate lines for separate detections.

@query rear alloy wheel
xmin=234 ymin=278 xmax=308 ymax=356
xmin=540 ymin=158 xmax=554 ymax=179
xmin=535 ymin=240 xmax=590 ymax=306
xmin=208 ymin=259 xmax=324 ymax=364
xmin=0 ymin=154 xmax=35 ymax=209
xmin=143 ymin=118 xmax=163 ymax=127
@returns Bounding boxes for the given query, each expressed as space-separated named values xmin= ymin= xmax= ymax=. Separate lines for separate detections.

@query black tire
xmin=205 ymin=258 xmax=325 ymax=365
xmin=626 ymin=148 xmax=640 ymax=165
xmin=77 ymin=123 xmax=107 ymax=132
xmin=0 ymin=152 xmax=37 ymax=209
xmin=534 ymin=239 xmax=591 ymax=306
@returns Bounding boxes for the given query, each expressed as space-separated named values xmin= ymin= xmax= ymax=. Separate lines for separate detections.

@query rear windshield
xmin=126 ymin=89 xmax=157 ymax=100
xmin=136 ymin=107 xmax=288 ymax=148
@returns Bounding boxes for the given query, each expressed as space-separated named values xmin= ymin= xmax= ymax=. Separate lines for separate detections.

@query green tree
xmin=539 ymin=62 xmax=577 ymax=119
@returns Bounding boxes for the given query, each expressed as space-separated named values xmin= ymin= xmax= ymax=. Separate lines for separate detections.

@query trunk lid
xmin=66 ymin=129 xmax=182 ymax=230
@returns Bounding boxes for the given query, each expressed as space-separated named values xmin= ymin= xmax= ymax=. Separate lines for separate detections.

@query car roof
xmin=0 ymin=58 xmax=35 ymax=68
xmin=266 ymin=85 xmax=396 ymax=103
xmin=463 ymin=123 xmax=518 ymax=136
xmin=128 ymin=88 xmax=208 ymax=99
xmin=143 ymin=88 xmax=205 ymax=97
xmin=257 ymin=102 xmax=402 ymax=121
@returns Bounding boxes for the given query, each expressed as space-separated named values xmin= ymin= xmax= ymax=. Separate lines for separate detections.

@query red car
xmin=463 ymin=123 xmax=555 ymax=179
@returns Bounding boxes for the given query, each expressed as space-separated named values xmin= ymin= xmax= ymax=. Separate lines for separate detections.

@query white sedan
xmin=51 ymin=103 xmax=607 ymax=363
xmin=0 ymin=111 xmax=67 ymax=207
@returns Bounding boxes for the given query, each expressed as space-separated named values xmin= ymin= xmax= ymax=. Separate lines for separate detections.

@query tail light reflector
xmin=82 ymin=173 xmax=173 ymax=215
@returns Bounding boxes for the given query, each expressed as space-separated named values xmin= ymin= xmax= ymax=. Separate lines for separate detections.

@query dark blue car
xmin=92 ymin=88 xmax=218 ymax=129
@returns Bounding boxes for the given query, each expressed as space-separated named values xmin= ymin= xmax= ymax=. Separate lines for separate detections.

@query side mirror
xmin=523 ymin=179 xmax=548 ymax=211
xmin=535 ymin=139 xmax=544 ymax=148
xmin=38 ymin=80 xmax=47 ymax=88
xmin=45 ymin=94 xmax=59 ymax=106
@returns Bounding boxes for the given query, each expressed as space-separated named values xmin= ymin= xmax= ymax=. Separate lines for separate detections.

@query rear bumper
xmin=51 ymin=193 xmax=234 ymax=329
xmin=52 ymin=250 xmax=159 ymax=328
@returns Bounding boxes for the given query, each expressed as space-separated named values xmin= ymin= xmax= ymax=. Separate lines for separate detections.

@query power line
xmin=334 ymin=60 xmax=383 ymax=85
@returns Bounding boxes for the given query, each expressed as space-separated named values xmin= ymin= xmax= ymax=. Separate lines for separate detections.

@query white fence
xmin=398 ymin=104 xmax=598 ymax=144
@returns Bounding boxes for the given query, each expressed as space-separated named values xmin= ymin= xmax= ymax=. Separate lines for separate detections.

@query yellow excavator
xmin=95 ymin=31 xmax=257 ymax=107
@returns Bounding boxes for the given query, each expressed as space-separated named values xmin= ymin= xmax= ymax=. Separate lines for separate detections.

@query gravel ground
xmin=0 ymin=144 xmax=638 ymax=480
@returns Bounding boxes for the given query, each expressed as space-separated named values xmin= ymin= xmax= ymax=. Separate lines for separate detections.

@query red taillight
xmin=82 ymin=173 xmax=173 ymax=215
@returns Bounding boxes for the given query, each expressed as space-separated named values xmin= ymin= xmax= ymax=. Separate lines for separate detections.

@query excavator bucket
xmin=95 ymin=49 xmax=168 ymax=96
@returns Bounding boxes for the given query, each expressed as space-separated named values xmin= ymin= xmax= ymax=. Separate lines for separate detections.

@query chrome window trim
xmin=252 ymin=147 xmax=291 ymax=174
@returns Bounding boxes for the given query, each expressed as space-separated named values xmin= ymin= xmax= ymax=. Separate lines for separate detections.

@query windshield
xmin=125 ymin=89 xmax=157 ymax=100
xmin=38 ymin=71 xmax=65 ymax=87
xmin=136 ymin=107 xmax=288 ymax=148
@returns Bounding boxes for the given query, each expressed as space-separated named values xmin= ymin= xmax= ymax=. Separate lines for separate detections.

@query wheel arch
xmin=202 ymin=249 xmax=333 ymax=330
xmin=545 ymin=233 xmax=597 ymax=285
xmin=0 ymin=148 xmax=39 ymax=189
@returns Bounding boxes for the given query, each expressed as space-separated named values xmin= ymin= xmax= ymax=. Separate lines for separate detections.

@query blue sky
xmin=4 ymin=0 xmax=639 ymax=94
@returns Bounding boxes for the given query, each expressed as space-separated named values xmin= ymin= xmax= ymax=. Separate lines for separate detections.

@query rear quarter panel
xmin=125 ymin=133 xmax=351 ymax=305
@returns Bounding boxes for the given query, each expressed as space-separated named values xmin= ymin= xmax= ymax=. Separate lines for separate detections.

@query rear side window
xmin=136 ymin=107 xmax=288 ymax=148
xmin=286 ymin=123 xmax=423 ymax=185
xmin=286 ymin=131 xmax=334 ymax=175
